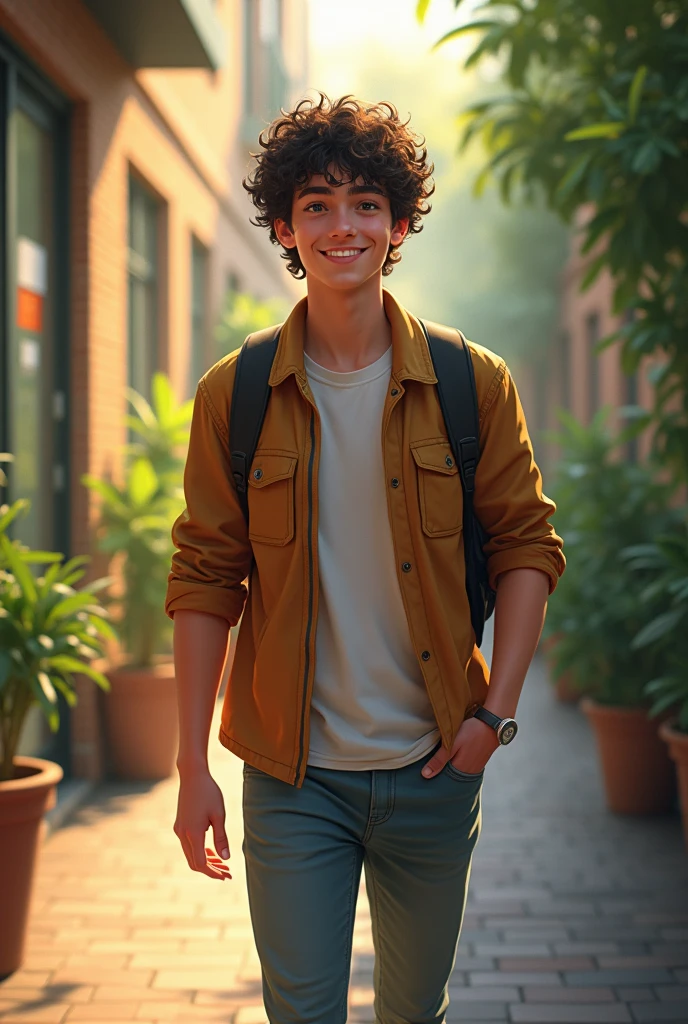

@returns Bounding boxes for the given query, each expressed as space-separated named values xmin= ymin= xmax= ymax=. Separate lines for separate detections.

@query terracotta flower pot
xmin=0 ymin=756 xmax=63 ymax=978
xmin=582 ymin=698 xmax=676 ymax=815
xmin=659 ymin=722 xmax=688 ymax=851
xmin=105 ymin=660 xmax=178 ymax=780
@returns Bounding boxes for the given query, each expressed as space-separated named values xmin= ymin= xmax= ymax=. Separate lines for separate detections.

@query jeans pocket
xmin=445 ymin=762 xmax=484 ymax=783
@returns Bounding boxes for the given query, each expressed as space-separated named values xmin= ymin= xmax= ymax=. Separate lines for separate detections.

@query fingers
xmin=421 ymin=747 xmax=451 ymax=779
xmin=175 ymin=827 xmax=231 ymax=880
xmin=210 ymin=813 xmax=230 ymax=862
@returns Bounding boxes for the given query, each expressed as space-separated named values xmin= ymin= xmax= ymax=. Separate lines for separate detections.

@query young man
xmin=166 ymin=95 xmax=565 ymax=1024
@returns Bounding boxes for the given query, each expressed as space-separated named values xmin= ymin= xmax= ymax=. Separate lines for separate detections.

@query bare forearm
xmin=173 ymin=610 xmax=230 ymax=773
xmin=484 ymin=567 xmax=550 ymax=719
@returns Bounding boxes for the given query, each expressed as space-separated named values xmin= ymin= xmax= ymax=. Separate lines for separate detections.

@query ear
xmin=391 ymin=217 xmax=410 ymax=247
xmin=274 ymin=217 xmax=297 ymax=249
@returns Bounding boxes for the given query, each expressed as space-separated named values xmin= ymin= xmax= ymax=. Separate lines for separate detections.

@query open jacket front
xmin=165 ymin=290 xmax=565 ymax=786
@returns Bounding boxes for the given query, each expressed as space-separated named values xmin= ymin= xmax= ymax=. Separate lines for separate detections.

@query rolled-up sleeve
xmin=165 ymin=377 xmax=251 ymax=624
xmin=474 ymin=362 xmax=565 ymax=594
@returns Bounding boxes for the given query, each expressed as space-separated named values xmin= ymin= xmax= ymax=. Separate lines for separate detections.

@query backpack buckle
xmin=459 ymin=437 xmax=479 ymax=492
xmin=230 ymin=451 xmax=248 ymax=494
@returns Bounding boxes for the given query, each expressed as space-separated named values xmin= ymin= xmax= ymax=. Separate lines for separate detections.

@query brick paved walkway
xmin=2 ymin=631 xmax=688 ymax=1023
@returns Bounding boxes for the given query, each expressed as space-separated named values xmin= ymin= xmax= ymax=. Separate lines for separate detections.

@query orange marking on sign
xmin=17 ymin=287 xmax=43 ymax=332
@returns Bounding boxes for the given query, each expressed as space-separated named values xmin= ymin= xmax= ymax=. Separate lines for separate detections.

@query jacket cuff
xmin=165 ymin=579 xmax=247 ymax=625
xmin=487 ymin=551 xmax=563 ymax=596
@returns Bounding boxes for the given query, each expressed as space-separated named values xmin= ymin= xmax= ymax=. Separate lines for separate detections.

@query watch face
xmin=498 ymin=719 xmax=518 ymax=745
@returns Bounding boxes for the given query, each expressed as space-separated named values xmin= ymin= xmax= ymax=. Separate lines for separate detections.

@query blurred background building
xmin=0 ymin=0 xmax=307 ymax=776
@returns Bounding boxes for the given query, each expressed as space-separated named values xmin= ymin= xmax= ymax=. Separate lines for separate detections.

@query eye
xmin=359 ymin=200 xmax=380 ymax=211
xmin=305 ymin=201 xmax=326 ymax=213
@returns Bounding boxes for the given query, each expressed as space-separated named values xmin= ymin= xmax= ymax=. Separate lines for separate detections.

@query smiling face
xmin=273 ymin=169 xmax=409 ymax=292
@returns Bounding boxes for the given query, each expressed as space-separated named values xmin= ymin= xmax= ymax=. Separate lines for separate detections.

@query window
xmin=188 ymin=238 xmax=208 ymax=397
xmin=127 ymin=175 xmax=159 ymax=400
xmin=242 ymin=0 xmax=288 ymax=124
xmin=586 ymin=312 xmax=600 ymax=420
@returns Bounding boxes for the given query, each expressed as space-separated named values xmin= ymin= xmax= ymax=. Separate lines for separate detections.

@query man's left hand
xmin=421 ymin=715 xmax=499 ymax=779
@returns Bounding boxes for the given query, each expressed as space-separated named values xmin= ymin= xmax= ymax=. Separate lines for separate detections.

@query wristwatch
xmin=472 ymin=706 xmax=518 ymax=745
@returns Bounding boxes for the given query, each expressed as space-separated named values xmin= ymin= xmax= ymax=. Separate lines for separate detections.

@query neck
xmin=303 ymin=275 xmax=392 ymax=372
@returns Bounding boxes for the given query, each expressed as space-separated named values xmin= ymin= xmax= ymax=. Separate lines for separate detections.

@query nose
xmin=328 ymin=206 xmax=355 ymax=239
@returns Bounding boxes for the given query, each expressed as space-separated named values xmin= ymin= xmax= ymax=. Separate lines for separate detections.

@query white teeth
xmin=326 ymin=249 xmax=362 ymax=257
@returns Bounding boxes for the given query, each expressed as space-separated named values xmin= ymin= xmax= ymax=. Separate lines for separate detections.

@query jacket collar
xmin=268 ymin=288 xmax=438 ymax=387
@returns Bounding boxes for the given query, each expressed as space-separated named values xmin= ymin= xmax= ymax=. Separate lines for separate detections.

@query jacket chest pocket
xmin=411 ymin=440 xmax=463 ymax=537
xmin=247 ymin=451 xmax=298 ymax=546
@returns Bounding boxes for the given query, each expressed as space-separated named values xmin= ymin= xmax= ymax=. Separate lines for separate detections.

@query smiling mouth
xmin=321 ymin=247 xmax=369 ymax=259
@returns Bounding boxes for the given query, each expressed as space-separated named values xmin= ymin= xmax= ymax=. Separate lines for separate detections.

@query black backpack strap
xmin=229 ymin=324 xmax=282 ymax=523
xmin=419 ymin=319 xmax=480 ymax=500
xmin=419 ymin=319 xmax=495 ymax=646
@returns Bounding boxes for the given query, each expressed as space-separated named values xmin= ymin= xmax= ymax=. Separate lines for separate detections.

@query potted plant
xmin=82 ymin=373 xmax=192 ymax=780
xmin=0 ymin=488 xmax=114 ymax=977
xmin=626 ymin=523 xmax=688 ymax=846
xmin=544 ymin=411 xmax=679 ymax=814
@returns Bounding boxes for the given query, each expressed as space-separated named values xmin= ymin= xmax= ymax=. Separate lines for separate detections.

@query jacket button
xmin=391 ymin=388 xmax=399 ymax=397
xmin=402 ymin=561 xmax=412 ymax=573
xmin=445 ymin=456 xmax=454 ymax=468
xmin=421 ymin=650 xmax=431 ymax=661
xmin=253 ymin=468 xmax=263 ymax=480
xmin=391 ymin=477 xmax=399 ymax=488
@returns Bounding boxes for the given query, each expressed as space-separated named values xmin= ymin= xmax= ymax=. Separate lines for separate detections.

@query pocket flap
xmin=411 ymin=441 xmax=458 ymax=475
xmin=248 ymin=452 xmax=297 ymax=489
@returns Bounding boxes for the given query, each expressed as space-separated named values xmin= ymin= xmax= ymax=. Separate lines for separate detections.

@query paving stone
xmin=522 ymin=988 xmax=616 ymax=1003
xmin=614 ymin=987 xmax=656 ymax=1002
xmin=445 ymin=1004 xmax=508 ymax=1021
xmin=474 ymin=944 xmax=552 ymax=957
xmin=0 ymin=1004 xmax=71 ymax=1023
xmin=469 ymin=972 xmax=562 ymax=986
xmin=446 ymin=987 xmax=520 ymax=1001
xmin=509 ymin=1005 xmax=632 ymax=1022
xmin=628 ymin=1005 xmax=688 ymax=1021
xmin=566 ymin=971 xmax=675 ymax=987
xmin=499 ymin=957 xmax=595 ymax=971
xmin=654 ymin=985 xmax=688 ymax=1001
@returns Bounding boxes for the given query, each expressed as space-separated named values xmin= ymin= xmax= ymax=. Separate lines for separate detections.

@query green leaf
xmin=0 ymin=534 xmax=36 ymax=603
xmin=565 ymin=122 xmax=626 ymax=142
xmin=44 ymin=591 xmax=101 ymax=629
xmin=632 ymin=607 xmax=684 ymax=649
xmin=0 ymin=499 xmax=29 ymax=535
xmin=432 ymin=20 xmax=500 ymax=50
xmin=49 ymin=654 xmax=110 ymax=690
xmin=631 ymin=139 xmax=662 ymax=175
xmin=628 ymin=66 xmax=648 ymax=125
xmin=416 ymin=0 xmax=431 ymax=22
xmin=127 ymin=459 xmax=158 ymax=508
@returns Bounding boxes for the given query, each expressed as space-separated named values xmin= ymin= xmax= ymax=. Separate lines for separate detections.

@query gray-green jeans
xmin=242 ymin=744 xmax=483 ymax=1023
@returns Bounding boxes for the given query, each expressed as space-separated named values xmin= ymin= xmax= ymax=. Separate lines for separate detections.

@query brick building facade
xmin=0 ymin=0 xmax=308 ymax=778
xmin=533 ymin=207 xmax=654 ymax=475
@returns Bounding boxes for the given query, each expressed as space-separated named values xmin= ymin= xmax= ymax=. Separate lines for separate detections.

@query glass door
xmin=1 ymin=54 xmax=70 ymax=769
xmin=7 ymin=99 xmax=56 ymax=551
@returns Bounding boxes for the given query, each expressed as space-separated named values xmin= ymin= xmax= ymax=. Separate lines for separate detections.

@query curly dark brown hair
xmin=243 ymin=94 xmax=435 ymax=278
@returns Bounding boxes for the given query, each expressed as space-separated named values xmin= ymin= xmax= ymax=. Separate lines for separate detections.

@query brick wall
xmin=0 ymin=0 xmax=304 ymax=779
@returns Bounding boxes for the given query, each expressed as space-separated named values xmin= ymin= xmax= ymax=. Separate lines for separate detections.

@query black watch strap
xmin=472 ymin=706 xmax=503 ymax=731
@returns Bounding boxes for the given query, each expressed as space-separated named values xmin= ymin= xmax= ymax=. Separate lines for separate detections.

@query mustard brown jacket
xmin=165 ymin=290 xmax=565 ymax=786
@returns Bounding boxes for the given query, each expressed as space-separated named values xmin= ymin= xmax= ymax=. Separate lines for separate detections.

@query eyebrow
xmin=297 ymin=183 xmax=387 ymax=200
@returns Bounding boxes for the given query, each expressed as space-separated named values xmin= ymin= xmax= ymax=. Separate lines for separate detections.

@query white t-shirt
xmin=304 ymin=345 xmax=440 ymax=770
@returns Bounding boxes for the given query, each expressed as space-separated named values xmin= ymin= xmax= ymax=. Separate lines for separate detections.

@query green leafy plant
xmin=82 ymin=374 xmax=191 ymax=669
xmin=215 ymin=289 xmax=291 ymax=361
xmin=625 ymin=522 xmax=688 ymax=732
xmin=544 ymin=408 xmax=678 ymax=706
xmin=0 ymin=499 xmax=115 ymax=782
xmin=420 ymin=0 xmax=688 ymax=487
